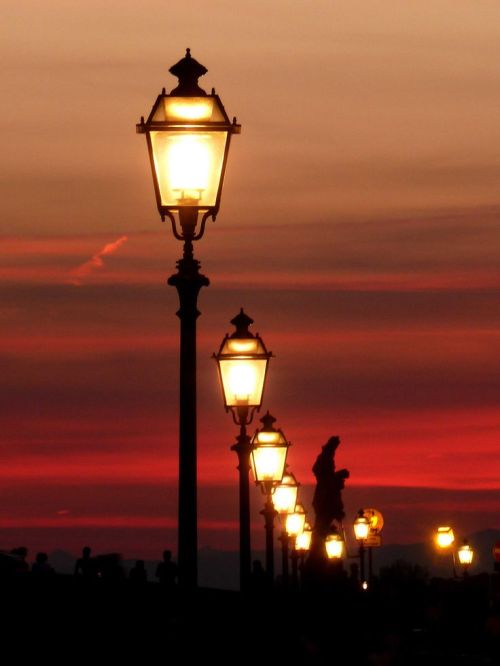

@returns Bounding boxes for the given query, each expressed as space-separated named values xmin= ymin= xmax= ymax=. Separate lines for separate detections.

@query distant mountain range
xmin=48 ymin=528 xmax=500 ymax=590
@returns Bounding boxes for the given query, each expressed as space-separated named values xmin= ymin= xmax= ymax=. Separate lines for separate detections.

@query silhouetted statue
xmin=312 ymin=436 xmax=350 ymax=537
xmin=129 ymin=560 xmax=147 ymax=584
xmin=74 ymin=546 xmax=98 ymax=579
xmin=32 ymin=552 xmax=55 ymax=575
xmin=156 ymin=550 xmax=178 ymax=587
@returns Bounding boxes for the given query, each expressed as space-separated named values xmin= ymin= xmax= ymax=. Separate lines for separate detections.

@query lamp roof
xmin=169 ymin=48 xmax=208 ymax=96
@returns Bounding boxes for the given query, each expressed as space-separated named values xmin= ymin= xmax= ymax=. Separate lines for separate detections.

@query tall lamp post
xmin=353 ymin=509 xmax=370 ymax=588
xmin=273 ymin=472 xmax=299 ymax=585
xmin=214 ymin=311 xmax=272 ymax=590
xmin=137 ymin=49 xmax=240 ymax=589
xmin=250 ymin=412 xmax=290 ymax=584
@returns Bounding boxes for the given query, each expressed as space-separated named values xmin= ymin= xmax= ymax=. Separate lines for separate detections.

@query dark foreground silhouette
xmin=0 ymin=557 xmax=499 ymax=665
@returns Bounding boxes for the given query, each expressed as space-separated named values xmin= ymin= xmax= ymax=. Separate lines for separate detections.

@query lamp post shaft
xmin=168 ymin=239 xmax=209 ymax=589
xmin=232 ymin=425 xmax=252 ymax=591
xmin=291 ymin=547 xmax=299 ymax=588
xmin=359 ymin=542 xmax=365 ymax=584
xmin=280 ymin=528 xmax=289 ymax=585
xmin=262 ymin=492 xmax=276 ymax=584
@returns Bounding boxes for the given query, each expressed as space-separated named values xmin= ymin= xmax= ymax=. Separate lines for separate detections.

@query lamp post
xmin=273 ymin=472 xmax=299 ymax=585
xmin=214 ymin=311 xmax=272 ymax=590
xmin=250 ymin=412 xmax=289 ymax=584
xmin=137 ymin=49 xmax=240 ymax=589
xmin=286 ymin=503 xmax=307 ymax=588
xmin=457 ymin=540 xmax=474 ymax=577
xmin=292 ymin=520 xmax=312 ymax=588
xmin=353 ymin=509 xmax=370 ymax=588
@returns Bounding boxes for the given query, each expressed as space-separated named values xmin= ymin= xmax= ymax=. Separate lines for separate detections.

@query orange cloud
xmin=68 ymin=235 xmax=128 ymax=285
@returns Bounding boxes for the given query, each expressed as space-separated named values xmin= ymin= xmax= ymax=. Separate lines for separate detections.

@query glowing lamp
xmin=295 ymin=522 xmax=312 ymax=552
xmin=353 ymin=510 xmax=370 ymax=542
xmin=325 ymin=533 xmax=344 ymax=560
xmin=250 ymin=413 xmax=289 ymax=485
xmin=435 ymin=526 xmax=455 ymax=549
xmin=137 ymin=49 xmax=240 ymax=222
xmin=285 ymin=504 xmax=306 ymax=538
xmin=457 ymin=540 xmax=474 ymax=566
xmin=273 ymin=473 xmax=299 ymax=515
xmin=214 ymin=310 xmax=271 ymax=418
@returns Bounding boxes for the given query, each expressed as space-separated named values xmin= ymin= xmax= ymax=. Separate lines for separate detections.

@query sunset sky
xmin=1 ymin=1 xmax=499 ymax=563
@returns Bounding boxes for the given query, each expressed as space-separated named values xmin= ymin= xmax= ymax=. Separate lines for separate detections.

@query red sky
xmin=1 ymin=1 xmax=499 ymax=561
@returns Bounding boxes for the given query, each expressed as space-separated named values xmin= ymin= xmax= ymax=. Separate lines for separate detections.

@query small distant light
xmin=362 ymin=580 xmax=368 ymax=590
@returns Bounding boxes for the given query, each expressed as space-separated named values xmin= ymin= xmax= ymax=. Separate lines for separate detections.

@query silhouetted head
xmin=163 ymin=550 xmax=172 ymax=562
xmin=11 ymin=547 xmax=28 ymax=559
xmin=36 ymin=552 xmax=48 ymax=565
xmin=82 ymin=546 xmax=92 ymax=558
xmin=323 ymin=436 xmax=340 ymax=452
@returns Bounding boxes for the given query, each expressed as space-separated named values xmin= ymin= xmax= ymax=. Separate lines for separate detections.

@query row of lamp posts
xmin=136 ymin=49 xmax=385 ymax=591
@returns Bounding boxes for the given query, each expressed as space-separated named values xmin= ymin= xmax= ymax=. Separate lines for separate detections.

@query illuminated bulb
xmin=252 ymin=447 xmax=283 ymax=481
xmin=362 ymin=581 xmax=368 ymax=591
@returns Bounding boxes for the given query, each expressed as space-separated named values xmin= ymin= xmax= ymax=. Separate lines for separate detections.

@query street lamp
xmin=274 ymin=471 xmax=299 ymax=586
xmin=325 ymin=532 xmax=345 ymax=560
xmin=435 ymin=526 xmax=456 ymax=578
xmin=292 ymin=520 xmax=312 ymax=588
xmin=457 ymin=540 xmax=474 ymax=577
xmin=214 ymin=310 xmax=272 ymax=590
xmin=137 ymin=49 xmax=240 ymax=589
xmin=353 ymin=509 xmax=370 ymax=588
xmin=251 ymin=412 xmax=289 ymax=584
xmin=435 ymin=526 xmax=455 ymax=549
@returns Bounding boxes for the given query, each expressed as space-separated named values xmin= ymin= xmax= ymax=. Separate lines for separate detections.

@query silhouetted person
xmin=74 ymin=546 xmax=98 ymax=579
xmin=250 ymin=559 xmax=267 ymax=593
xmin=10 ymin=547 xmax=29 ymax=574
xmin=32 ymin=552 xmax=55 ymax=575
xmin=312 ymin=436 xmax=350 ymax=537
xmin=156 ymin=550 xmax=178 ymax=587
xmin=129 ymin=559 xmax=147 ymax=584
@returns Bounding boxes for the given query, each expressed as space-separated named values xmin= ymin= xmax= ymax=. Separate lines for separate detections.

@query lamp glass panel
xmin=286 ymin=511 xmax=306 ymax=537
xmin=296 ymin=530 xmax=312 ymax=552
xmin=273 ymin=485 xmax=298 ymax=514
xmin=325 ymin=535 xmax=344 ymax=559
xmin=152 ymin=97 xmax=226 ymax=123
xmin=151 ymin=130 xmax=228 ymax=207
xmin=219 ymin=358 xmax=267 ymax=407
xmin=354 ymin=517 xmax=370 ymax=541
xmin=436 ymin=527 xmax=455 ymax=549
xmin=458 ymin=545 xmax=474 ymax=565
xmin=252 ymin=446 xmax=287 ymax=483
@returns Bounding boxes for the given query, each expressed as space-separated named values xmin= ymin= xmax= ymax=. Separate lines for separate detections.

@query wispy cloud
xmin=68 ymin=236 xmax=128 ymax=285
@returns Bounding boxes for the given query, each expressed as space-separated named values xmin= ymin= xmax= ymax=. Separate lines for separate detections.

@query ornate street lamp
xmin=435 ymin=526 xmax=456 ymax=577
xmin=291 ymin=519 xmax=312 ymax=588
xmin=137 ymin=49 xmax=240 ymax=589
xmin=296 ymin=521 xmax=313 ymax=554
xmin=274 ymin=471 xmax=299 ymax=586
xmin=353 ymin=509 xmax=370 ymax=587
xmin=251 ymin=412 xmax=289 ymax=584
xmin=214 ymin=310 xmax=272 ymax=590
xmin=457 ymin=540 xmax=474 ymax=577
xmin=286 ymin=502 xmax=307 ymax=587
xmin=325 ymin=531 xmax=345 ymax=560
xmin=435 ymin=526 xmax=455 ymax=549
